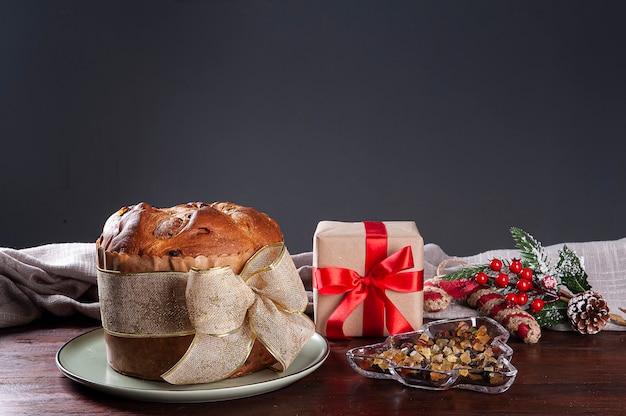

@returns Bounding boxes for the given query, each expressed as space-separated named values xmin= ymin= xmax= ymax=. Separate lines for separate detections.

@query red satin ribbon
xmin=363 ymin=221 xmax=387 ymax=335
xmin=314 ymin=222 xmax=424 ymax=339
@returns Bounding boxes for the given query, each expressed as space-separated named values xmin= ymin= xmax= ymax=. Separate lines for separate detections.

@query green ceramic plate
xmin=56 ymin=328 xmax=329 ymax=403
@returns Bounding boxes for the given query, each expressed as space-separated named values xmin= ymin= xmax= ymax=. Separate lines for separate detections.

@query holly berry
xmin=490 ymin=259 xmax=503 ymax=272
xmin=530 ymin=298 xmax=545 ymax=313
xmin=519 ymin=267 xmax=533 ymax=280
xmin=516 ymin=279 xmax=533 ymax=292
xmin=541 ymin=275 xmax=557 ymax=290
xmin=494 ymin=273 xmax=509 ymax=288
xmin=509 ymin=258 xmax=523 ymax=274
xmin=475 ymin=272 xmax=489 ymax=285
xmin=505 ymin=293 xmax=518 ymax=305
xmin=516 ymin=292 xmax=529 ymax=306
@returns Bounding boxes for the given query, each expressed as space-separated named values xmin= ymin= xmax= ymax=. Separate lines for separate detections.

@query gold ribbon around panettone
xmin=97 ymin=243 xmax=315 ymax=385
xmin=163 ymin=243 xmax=315 ymax=384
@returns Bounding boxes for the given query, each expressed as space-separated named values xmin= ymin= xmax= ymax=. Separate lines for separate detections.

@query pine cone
xmin=566 ymin=290 xmax=610 ymax=334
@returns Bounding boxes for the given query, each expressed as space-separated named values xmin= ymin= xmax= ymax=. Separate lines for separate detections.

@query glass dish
xmin=346 ymin=316 xmax=517 ymax=394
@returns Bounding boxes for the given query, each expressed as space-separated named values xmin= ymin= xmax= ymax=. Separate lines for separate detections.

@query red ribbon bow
xmin=313 ymin=222 xmax=423 ymax=339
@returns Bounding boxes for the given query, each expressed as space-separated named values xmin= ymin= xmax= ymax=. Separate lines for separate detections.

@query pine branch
xmin=510 ymin=227 xmax=551 ymax=274
xmin=439 ymin=264 xmax=490 ymax=281
xmin=556 ymin=245 xmax=591 ymax=294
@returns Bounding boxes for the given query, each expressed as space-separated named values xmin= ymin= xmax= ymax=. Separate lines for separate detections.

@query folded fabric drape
xmin=0 ymin=243 xmax=100 ymax=327
xmin=2 ymin=239 xmax=625 ymax=330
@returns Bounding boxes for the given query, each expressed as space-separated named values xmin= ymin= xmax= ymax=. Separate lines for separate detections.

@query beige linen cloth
xmin=2 ymin=239 xmax=625 ymax=330
xmin=0 ymin=243 xmax=100 ymax=327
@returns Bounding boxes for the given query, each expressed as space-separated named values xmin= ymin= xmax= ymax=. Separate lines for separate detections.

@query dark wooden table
xmin=1 ymin=314 xmax=625 ymax=416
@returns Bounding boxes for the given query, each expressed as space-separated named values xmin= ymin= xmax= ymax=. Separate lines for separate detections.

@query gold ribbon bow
xmin=161 ymin=243 xmax=315 ymax=384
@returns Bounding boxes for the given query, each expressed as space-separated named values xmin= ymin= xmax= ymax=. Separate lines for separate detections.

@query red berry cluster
xmin=474 ymin=258 xmax=545 ymax=313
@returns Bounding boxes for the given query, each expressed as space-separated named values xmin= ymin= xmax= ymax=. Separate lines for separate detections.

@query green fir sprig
xmin=440 ymin=264 xmax=490 ymax=282
xmin=510 ymin=227 xmax=551 ymax=275
xmin=556 ymin=245 xmax=591 ymax=294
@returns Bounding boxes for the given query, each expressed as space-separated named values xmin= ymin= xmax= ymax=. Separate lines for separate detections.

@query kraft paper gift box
xmin=312 ymin=221 xmax=424 ymax=338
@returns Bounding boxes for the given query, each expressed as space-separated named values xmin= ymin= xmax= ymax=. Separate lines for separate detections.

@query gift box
xmin=312 ymin=221 xmax=424 ymax=338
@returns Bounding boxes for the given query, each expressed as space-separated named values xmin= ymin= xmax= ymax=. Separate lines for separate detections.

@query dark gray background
xmin=2 ymin=0 xmax=625 ymax=256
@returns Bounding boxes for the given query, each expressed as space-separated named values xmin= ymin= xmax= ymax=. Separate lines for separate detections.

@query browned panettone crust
xmin=96 ymin=201 xmax=284 ymax=382
xmin=97 ymin=201 xmax=283 ymax=274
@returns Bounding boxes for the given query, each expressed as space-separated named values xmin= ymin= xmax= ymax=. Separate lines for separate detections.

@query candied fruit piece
xmin=473 ymin=341 xmax=486 ymax=352
xmin=373 ymin=358 xmax=389 ymax=370
xmin=490 ymin=373 xmax=504 ymax=385
xmin=446 ymin=354 xmax=458 ymax=363
xmin=430 ymin=372 xmax=444 ymax=382
xmin=418 ymin=332 xmax=430 ymax=343
xmin=468 ymin=372 xmax=483 ymax=381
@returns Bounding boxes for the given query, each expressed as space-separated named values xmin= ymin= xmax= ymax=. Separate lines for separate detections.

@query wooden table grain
xmin=1 ymin=314 xmax=625 ymax=416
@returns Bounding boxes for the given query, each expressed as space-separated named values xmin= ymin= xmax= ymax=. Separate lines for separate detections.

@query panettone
xmin=96 ymin=201 xmax=288 ymax=381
